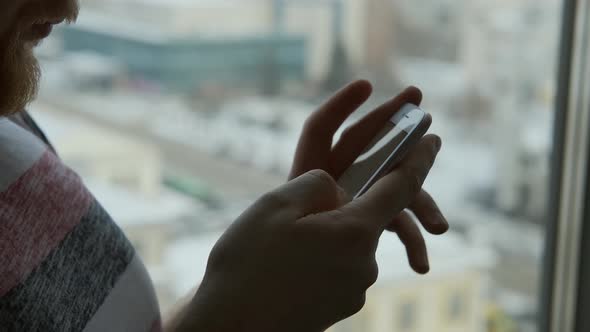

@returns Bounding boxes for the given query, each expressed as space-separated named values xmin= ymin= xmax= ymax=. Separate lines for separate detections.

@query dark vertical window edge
xmin=539 ymin=0 xmax=577 ymax=331
xmin=575 ymin=6 xmax=590 ymax=332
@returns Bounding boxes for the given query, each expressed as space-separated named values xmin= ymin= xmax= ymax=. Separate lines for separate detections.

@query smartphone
xmin=337 ymin=103 xmax=431 ymax=199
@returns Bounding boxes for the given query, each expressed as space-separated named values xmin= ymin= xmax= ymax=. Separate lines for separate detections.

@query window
xmin=28 ymin=0 xmax=590 ymax=331
xmin=399 ymin=299 xmax=417 ymax=331
xmin=447 ymin=290 xmax=467 ymax=323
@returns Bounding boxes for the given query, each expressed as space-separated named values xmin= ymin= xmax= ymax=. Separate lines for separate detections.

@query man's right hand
xmin=177 ymin=134 xmax=442 ymax=332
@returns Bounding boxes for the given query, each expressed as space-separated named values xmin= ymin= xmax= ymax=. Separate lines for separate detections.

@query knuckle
xmin=260 ymin=190 xmax=292 ymax=210
xmin=400 ymin=166 xmax=424 ymax=196
xmin=353 ymin=259 xmax=379 ymax=290
xmin=303 ymin=114 xmax=321 ymax=135
xmin=307 ymin=169 xmax=336 ymax=188
xmin=342 ymin=221 xmax=376 ymax=249
xmin=364 ymin=260 xmax=379 ymax=288
xmin=345 ymin=293 xmax=367 ymax=317
xmin=427 ymin=142 xmax=438 ymax=165
xmin=340 ymin=125 xmax=357 ymax=140
xmin=207 ymin=240 xmax=233 ymax=270
xmin=421 ymin=137 xmax=439 ymax=165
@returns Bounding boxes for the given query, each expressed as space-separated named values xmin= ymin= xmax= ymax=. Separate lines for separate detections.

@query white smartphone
xmin=337 ymin=103 xmax=431 ymax=199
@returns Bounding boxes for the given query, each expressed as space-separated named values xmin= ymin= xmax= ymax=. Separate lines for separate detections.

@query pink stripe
xmin=0 ymin=151 xmax=92 ymax=297
xmin=150 ymin=319 xmax=163 ymax=332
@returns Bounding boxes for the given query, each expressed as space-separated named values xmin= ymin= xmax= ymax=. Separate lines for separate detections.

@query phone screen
xmin=338 ymin=105 xmax=426 ymax=198
xmin=355 ymin=121 xmax=412 ymax=165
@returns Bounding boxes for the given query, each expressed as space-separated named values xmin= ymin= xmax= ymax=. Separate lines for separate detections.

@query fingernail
xmin=434 ymin=136 xmax=442 ymax=152
xmin=438 ymin=212 xmax=448 ymax=224
xmin=430 ymin=212 xmax=447 ymax=226
xmin=438 ymin=212 xmax=450 ymax=230
xmin=420 ymin=258 xmax=430 ymax=274
xmin=401 ymin=86 xmax=413 ymax=94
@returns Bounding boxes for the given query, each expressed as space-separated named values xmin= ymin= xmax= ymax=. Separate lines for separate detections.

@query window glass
xmin=32 ymin=0 xmax=562 ymax=331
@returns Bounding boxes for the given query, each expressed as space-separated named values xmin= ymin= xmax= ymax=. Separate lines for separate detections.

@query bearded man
xmin=0 ymin=1 xmax=447 ymax=332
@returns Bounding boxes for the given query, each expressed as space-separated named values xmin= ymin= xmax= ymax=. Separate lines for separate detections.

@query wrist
xmin=172 ymin=281 xmax=247 ymax=332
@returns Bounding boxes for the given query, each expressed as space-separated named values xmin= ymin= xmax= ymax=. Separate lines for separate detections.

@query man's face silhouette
xmin=0 ymin=0 xmax=79 ymax=115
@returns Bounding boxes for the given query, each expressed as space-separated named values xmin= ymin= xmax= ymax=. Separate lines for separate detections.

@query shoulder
xmin=0 ymin=118 xmax=162 ymax=332
xmin=0 ymin=117 xmax=51 ymax=190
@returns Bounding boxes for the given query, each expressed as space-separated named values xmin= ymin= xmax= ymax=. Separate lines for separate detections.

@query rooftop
xmin=29 ymin=105 xmax=203 ymax=227
xmin=85 ymin=178 xmax=201 ymax=227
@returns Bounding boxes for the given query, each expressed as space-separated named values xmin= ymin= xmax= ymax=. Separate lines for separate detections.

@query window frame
xmin=573 ymin=1 xmax=590 ymax=330
xmin=540 ymin=0 xmax=590 ymax=331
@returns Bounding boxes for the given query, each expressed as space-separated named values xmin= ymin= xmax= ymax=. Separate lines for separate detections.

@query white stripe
xmin=0 ymin=118 xmax=47 ymax=192
xmin=83 ymin=255 xmax=161 ymax=332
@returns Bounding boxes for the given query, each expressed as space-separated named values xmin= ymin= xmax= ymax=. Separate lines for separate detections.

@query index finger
xmin=290 ymin=80 xmax=373 ymax=179
xmin=298 ymin=80 xmax=373 ymax=148
xmin=331 ymin=86 xmax=423 ymax=178
xmin=346 ymin=134 xmax=442 ymax=229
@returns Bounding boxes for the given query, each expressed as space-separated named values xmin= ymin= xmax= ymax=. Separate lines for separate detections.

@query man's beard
xmin=0 ymin=0 xmax=79 ymax=116
xmin=0 ymin=27 xmax=41 ymax=116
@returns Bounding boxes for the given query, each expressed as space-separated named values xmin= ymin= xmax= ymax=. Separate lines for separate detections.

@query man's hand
xmin=290 ymin=80 xmax=448 ymax=273
xmin=178 ymin=133 xmax=442 ymax=332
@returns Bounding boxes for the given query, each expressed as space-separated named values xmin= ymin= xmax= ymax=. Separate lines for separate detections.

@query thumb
xmin=343 ymin=134 xmax=441 ymax=230
xmin=265 ymin=169 xmax=349 ymax=219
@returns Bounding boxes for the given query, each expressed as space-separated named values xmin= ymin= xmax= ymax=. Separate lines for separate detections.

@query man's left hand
xmin=289 ymin=80 xmax=449 ymax=274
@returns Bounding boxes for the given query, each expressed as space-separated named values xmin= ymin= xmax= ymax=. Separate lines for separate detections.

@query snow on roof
xmin=164 ymin=229 xmax=496 ymax=297
xmin=28 ymin=105 xmax=202 ymax=227
xmin=28 ymin=104 xmax=157 ymax=160
xmin=85 ymin=178 xmax=200 ymax=227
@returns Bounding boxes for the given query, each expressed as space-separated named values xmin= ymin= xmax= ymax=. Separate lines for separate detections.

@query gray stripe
xmin=82 ymin=255 xmax=161 ymax=332
xmin=0 ymin=119 xmax=47 ymax=192
xmin=0 ymin=200 xmax=135 ymax=332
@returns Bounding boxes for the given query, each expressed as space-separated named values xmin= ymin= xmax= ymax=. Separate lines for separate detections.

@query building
xmin=386 ymin=0 xmax=558 ymax=224
xmin=30 ymin=104 xmax=163 ymax=195
xmin=330 ymin=232 xmax=495 ymax=332
xmin=461 ymin=0 xmax=560 ymax=99
xmin=58 ymin=11 xmax=306 ymax=94
xmin=61 ymin=0 xmax=406 ymax=91
xmin=460 ymin=0 xmax=560 ymax=220
xmin=278 ymin=0 xmax=396 ymax=85
xmin=58 ymin=0 xmax=307 ymax=94
xmin=391 ymin=0 xmax=465 ymax=61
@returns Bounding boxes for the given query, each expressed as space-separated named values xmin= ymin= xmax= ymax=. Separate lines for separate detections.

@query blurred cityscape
xmin=30 ymin=0 xmax=561 ymax=331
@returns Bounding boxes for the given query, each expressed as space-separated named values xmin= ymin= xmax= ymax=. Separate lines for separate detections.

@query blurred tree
xmin=323 ymin=40 xmax=353 ymax=92
xmin=259 ymin=46 xmax=282 ymax=97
